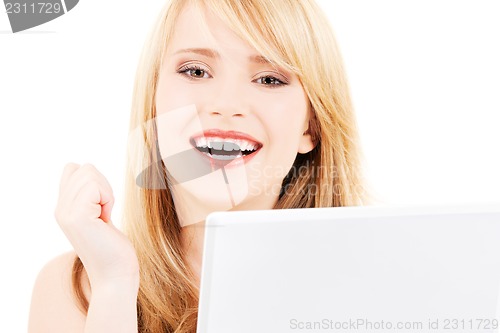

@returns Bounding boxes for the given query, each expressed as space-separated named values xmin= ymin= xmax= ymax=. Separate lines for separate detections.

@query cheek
xmin=156 ymin=74 xmax=204 ymax=115
xmin=156 ymin=105 xmax=198 ymax=159
xmin=256 ymin=92 xmax=308 ymax=177
xmin=258 ymin=91 xmax=309 ymax=147
xmin=155 ymin=76 xmax=204 ymax=156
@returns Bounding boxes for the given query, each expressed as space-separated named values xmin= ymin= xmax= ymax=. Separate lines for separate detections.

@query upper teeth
xmin=194 ymin=137 xmax=258 ymax=151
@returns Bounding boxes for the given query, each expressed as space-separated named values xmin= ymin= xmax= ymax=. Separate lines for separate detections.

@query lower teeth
xmin=205 ymin=153 xmax=242 ymax=160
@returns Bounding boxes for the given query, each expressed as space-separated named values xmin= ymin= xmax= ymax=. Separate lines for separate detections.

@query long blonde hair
xmin=71 ymin=0 xmax=368 ymax=331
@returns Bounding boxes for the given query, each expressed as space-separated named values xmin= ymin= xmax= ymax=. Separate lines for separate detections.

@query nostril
xmin=209 ymin=111 xmax=245 ymax=117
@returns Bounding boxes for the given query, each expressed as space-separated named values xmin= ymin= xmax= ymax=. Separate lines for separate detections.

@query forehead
xmin=166 ymin=4 xmax=261 ymax=60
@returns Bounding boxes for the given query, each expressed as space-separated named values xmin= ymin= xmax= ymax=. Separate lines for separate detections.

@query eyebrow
xmin=172 ymin=48 xmax=273 ymax=64
xmin=173 ymin=48 xmax=217 ymax=58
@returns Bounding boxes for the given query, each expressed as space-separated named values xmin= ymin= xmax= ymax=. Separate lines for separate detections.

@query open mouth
xmin=190 ymin=132 xmax=263 ymax=161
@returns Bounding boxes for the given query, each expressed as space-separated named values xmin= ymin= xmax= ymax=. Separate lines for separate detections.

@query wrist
xmin=91 ymin=276 xmax=140 ymax=295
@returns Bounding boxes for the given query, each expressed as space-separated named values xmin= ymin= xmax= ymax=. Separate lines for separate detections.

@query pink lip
xmin=190 ymin=129 xmax=262 ymax=145
xmin=189 ymin=129 xmax=263 ymax=168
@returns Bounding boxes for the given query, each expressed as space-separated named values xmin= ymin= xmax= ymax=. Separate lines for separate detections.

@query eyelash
xmin=177 ymin=65 xmax=288 ymax=88
xmin=178 ymin=65 xmax=210 ymax=80
xmin=256 ymin=75 xmax=287 ymax=87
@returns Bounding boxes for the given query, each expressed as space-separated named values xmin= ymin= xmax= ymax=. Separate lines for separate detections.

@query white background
xmin=0 ymin=0 xmax=499 ymax=330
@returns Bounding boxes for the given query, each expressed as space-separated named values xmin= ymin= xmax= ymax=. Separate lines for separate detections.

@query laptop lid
xmin=197 ymin=204 xmax=500 ymax=333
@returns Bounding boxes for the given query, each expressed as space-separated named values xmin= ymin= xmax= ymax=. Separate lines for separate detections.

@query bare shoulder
xmin=28 ymin=250 xmax=91 ymax=333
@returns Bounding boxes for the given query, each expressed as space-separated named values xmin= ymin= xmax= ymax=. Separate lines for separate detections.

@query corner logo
xmin=4 ymin=0 xmax=79 ymax=33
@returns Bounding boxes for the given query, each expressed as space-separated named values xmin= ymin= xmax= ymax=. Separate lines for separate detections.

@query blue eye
xmin=178 ymin=65 xmax=211 ymax=79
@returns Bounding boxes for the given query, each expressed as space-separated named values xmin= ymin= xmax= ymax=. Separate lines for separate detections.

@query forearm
xmin=84 ymin=279 xmax=139 ymax=333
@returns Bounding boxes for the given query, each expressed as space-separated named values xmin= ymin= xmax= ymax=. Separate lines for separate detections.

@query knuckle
xmin=65 ymin=162 xmax=79 ymax=169
xmin=62 ymin=163 xmax=79 ymax=176
xmin=81 ymin=163 xmax=97 ymax=172
xmin=63 ymin=163 xmax=78 ymax=171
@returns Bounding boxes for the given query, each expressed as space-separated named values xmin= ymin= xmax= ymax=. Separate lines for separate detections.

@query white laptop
xmin=197 ymin=204 xmax=500 ymax=333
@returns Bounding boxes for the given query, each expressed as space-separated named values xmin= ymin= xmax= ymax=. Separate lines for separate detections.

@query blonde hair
xmin=71 ymin=0 xmax=368 ymax=332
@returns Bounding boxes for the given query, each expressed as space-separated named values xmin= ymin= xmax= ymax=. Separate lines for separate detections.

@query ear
xmin=298 ymin=116 xmax=316 ymax=154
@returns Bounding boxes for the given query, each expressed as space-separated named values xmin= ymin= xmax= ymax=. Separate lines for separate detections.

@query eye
xmin=254 ymin=75 xmax=287 ymax=87
xmin=177 ymin=65 xmax=212 ymax=80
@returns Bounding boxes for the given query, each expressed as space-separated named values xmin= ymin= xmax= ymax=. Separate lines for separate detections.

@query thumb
xmin=88 ymin=171 xmax=114 ymax=223
xmin=99 ymin=190 xmax=114 ymax=223
xmin=86 ymin=165 xmax=115 ymax=223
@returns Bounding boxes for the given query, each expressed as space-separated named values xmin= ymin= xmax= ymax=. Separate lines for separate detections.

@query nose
xmin=204 ymin=79 xmax=249 ymax=118
xmin=209 ymin=109 xmax=244 ymax=118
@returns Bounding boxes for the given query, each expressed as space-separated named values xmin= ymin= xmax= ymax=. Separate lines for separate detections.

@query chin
xmin=171 ymin=170 xmax=250 ymax=211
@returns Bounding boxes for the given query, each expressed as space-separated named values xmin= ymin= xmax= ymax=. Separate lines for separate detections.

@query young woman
xmin=28 ymin=0 xmax=367 ymax=332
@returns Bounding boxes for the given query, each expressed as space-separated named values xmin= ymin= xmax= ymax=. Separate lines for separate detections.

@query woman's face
xmin=155 ymin=5 xmax=314 ymax=226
